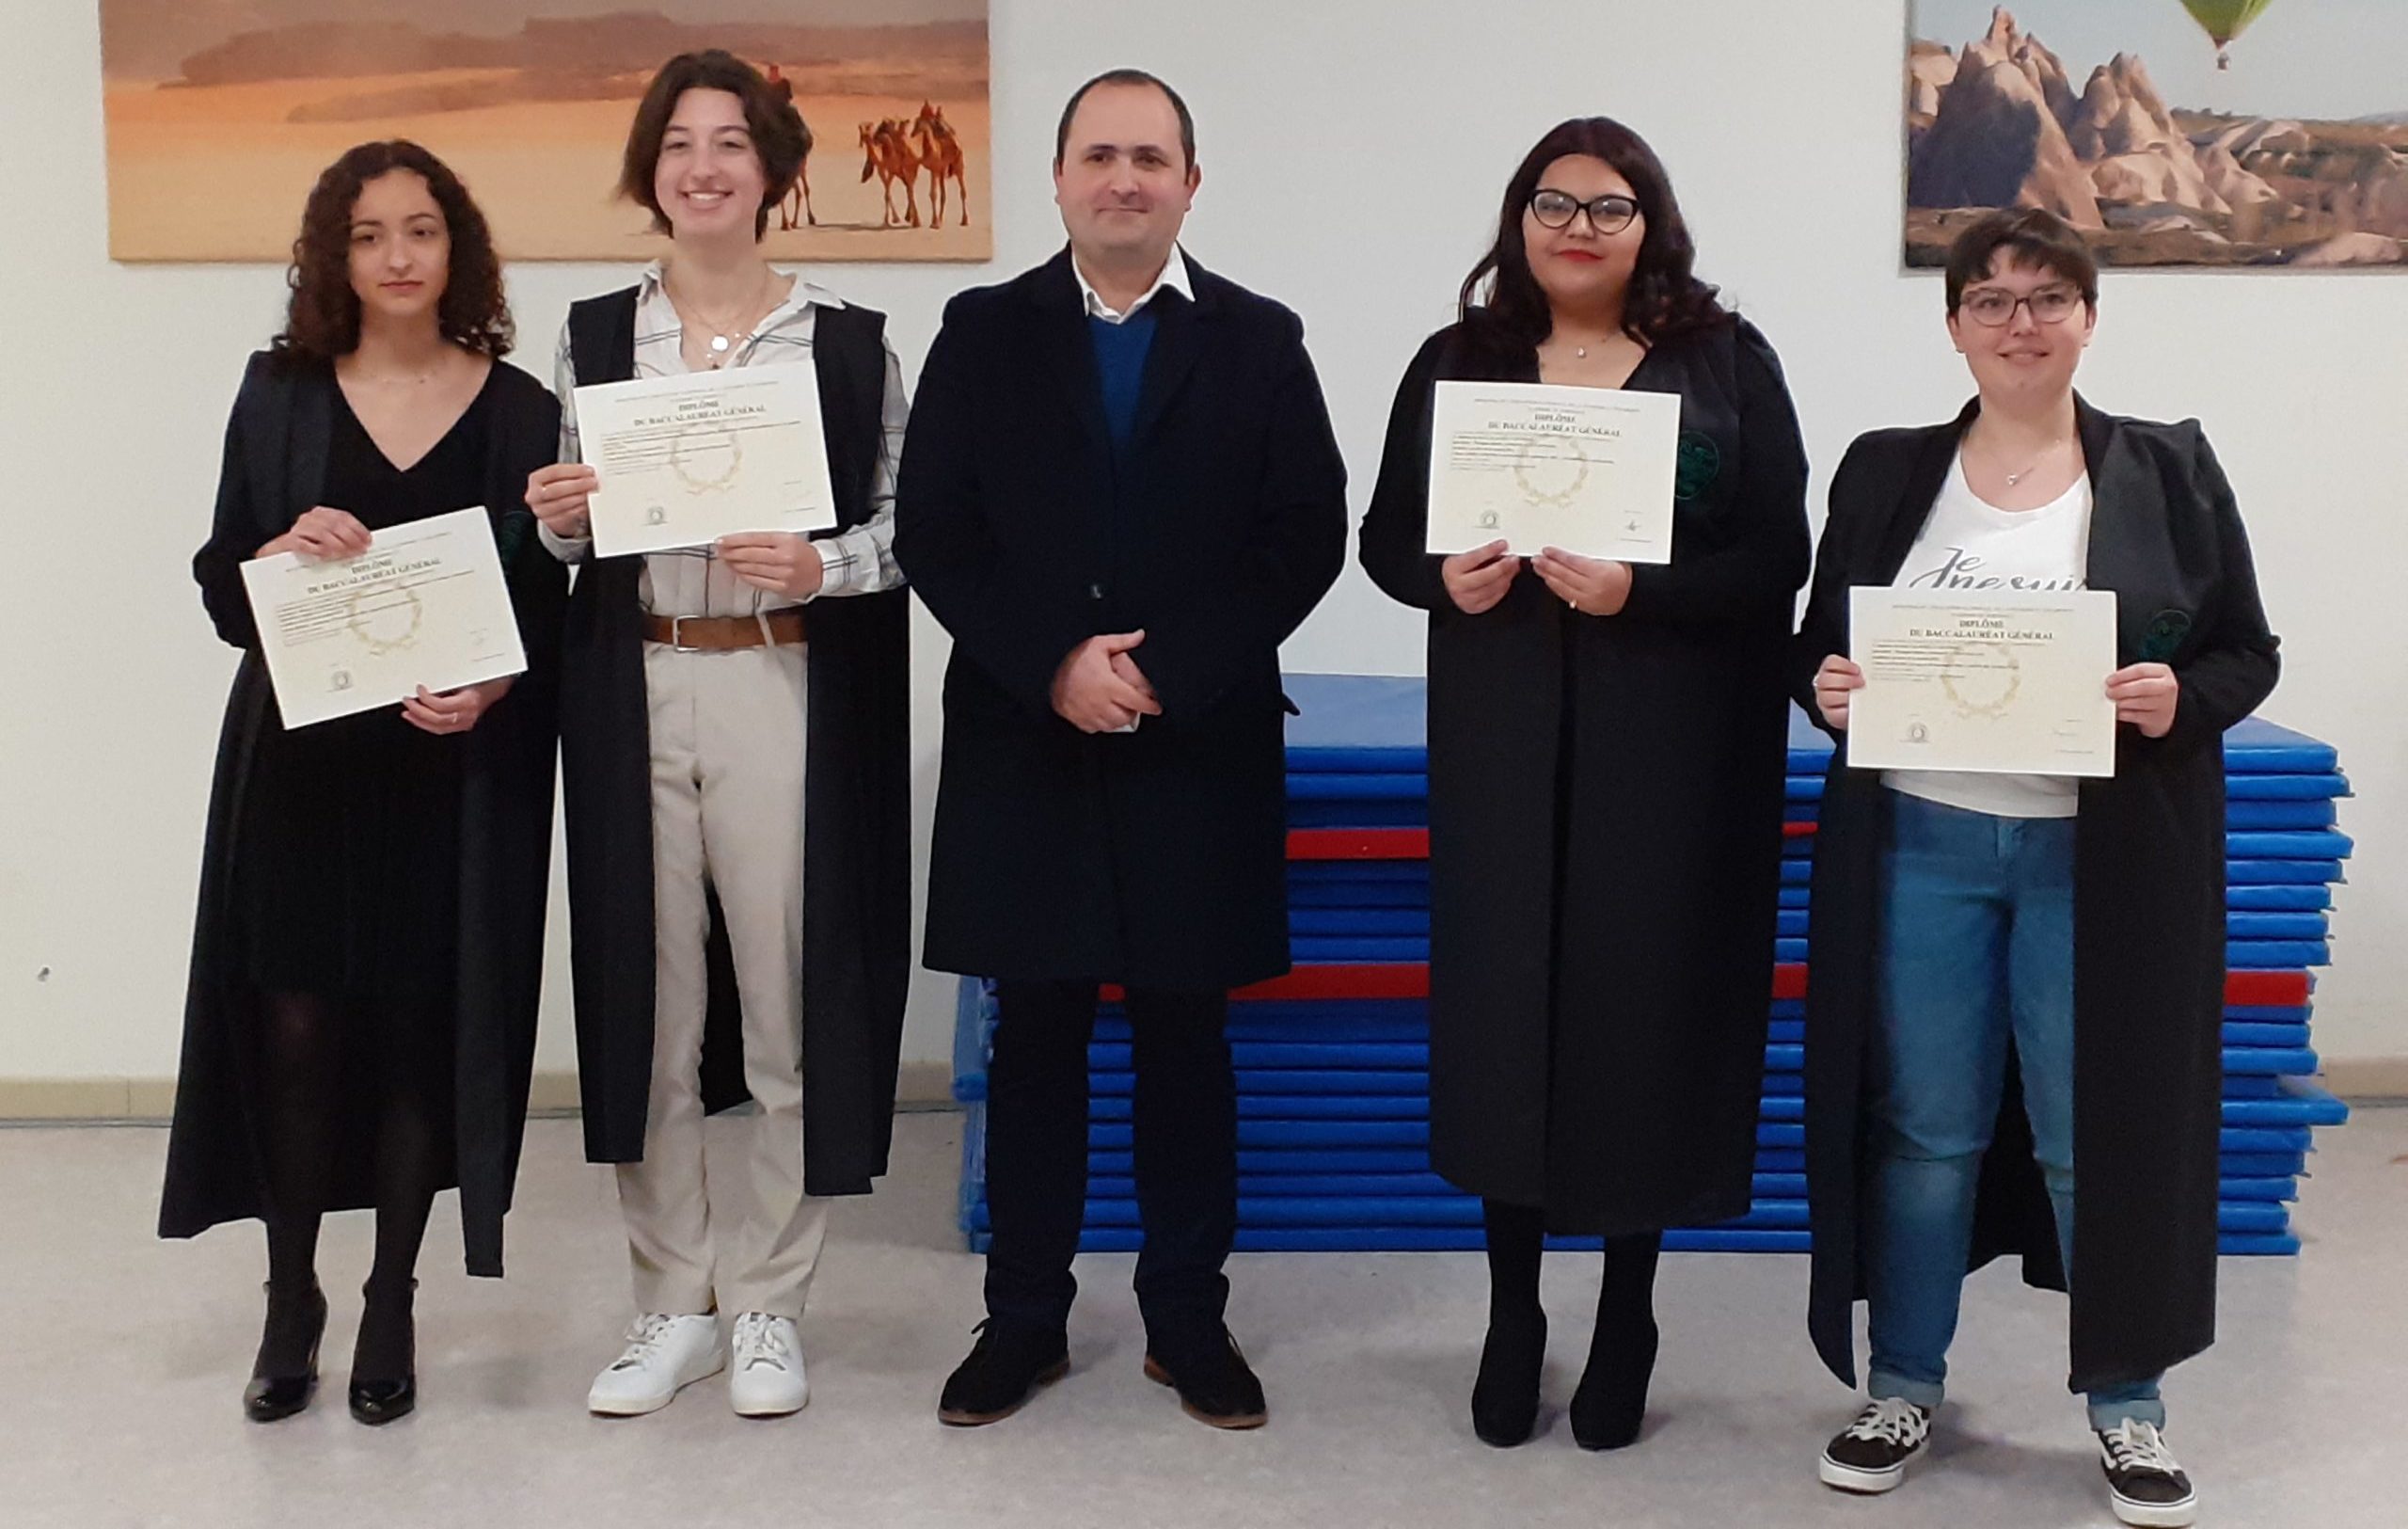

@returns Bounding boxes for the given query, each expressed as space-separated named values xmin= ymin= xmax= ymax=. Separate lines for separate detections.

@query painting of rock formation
xmin=99 ymin=1 xmax=990 ymax=263
xmin=1907 ymin=3 xmax=2407 ymax=269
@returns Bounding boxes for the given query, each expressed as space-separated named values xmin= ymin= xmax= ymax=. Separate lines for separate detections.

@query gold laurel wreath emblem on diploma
xmin=669 ymin=428 xmax=744 ymax=495
xmin=1511 ymin=433 xmax=1590 ymax=509
xmin=344 ymin=581 xmax=424 ymax=657
xmin=1940 ymin=642 xmax=2021 ymax=719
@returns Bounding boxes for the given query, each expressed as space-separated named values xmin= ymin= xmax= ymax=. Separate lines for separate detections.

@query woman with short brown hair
xmin=1798 ymin=208 xmax=2278 ymax=1526
xmin=525 ymin=50 xmax=913 ymax=1422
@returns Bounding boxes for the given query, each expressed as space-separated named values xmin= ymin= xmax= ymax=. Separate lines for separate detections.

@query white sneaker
xmin=728 ymin=1313 xmax=809 ymax=1417
xmin=587 ymin=1314 xmax=723 ymax=1416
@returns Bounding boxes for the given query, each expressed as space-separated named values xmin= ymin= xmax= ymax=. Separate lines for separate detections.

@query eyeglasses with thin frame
xmin=1529 ymin=188 xmax=1640 ymax=235
xmin=1958 ymin=283 xmax=2085 ymax=327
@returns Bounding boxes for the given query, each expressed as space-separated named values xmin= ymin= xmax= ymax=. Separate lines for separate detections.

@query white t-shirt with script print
xmin=1880 ymin=450 xmax=2096 ymax=820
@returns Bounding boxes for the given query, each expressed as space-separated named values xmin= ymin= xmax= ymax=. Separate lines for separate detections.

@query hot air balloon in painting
xmin=2178 ymin=0 xmax=2276 ymax=70
xmin=1902 ymin=4 xmax=2405 ymax=270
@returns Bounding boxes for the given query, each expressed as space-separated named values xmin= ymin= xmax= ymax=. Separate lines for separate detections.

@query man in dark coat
xmin=896 ymin=68 xmax=1347 ymax=1430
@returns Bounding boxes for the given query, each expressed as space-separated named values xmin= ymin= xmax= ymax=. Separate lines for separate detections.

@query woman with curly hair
xmin=163 ymin=139 xmax=567 ymax=1426
xmin=1359 ymin=117 xmax=1811 ymax=1452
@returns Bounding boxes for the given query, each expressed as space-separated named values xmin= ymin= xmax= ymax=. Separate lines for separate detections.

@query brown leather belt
xmin=641 ymin=611 xmax=807 ymax=651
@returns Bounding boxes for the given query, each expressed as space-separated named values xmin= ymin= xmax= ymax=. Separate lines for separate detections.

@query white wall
xmin=6 ymin=0 xmax=2404 ymax=1086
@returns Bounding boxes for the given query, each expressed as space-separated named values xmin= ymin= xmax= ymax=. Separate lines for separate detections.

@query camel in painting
xmin=765 ymin=63 xmax=816 ymax=230
xmin=780 ymin=142 xmax=818 ymax=230
xmin=858 ymin=119 xmax=924 ymax=229
xmin=911 ymin=101 xmax=970 ymax=229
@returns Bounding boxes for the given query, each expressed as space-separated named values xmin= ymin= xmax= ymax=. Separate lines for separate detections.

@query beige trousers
xmin=615 ymin=641 xmax=828 ymax=1319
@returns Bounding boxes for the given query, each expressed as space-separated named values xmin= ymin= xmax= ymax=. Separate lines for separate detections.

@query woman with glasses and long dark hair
xmin=1359 ymin=117 xmax=1809 ymax=1452
xmin=1795 ymin=209 xmax=2277 ymax=1528
xmin=164 ymin=140 xmax=566 ymax=1425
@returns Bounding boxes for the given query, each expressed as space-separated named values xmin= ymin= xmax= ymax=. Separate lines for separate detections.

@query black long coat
xmin=1796 ymin=399 xmax=2281 ymax=1395
xmin=161 ymin=353 xmax=565 ymax=1277
xmin=895 ymin=250 xmax=1349 ymax=992
xmin=1359 ymin=315 xmax=1810 ymax=1232
xmin=554 ymin=292 xmax=912 ymax=1197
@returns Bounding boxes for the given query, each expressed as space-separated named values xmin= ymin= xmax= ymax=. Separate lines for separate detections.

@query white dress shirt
xmin=1071 ymin=246 xmax=1194 ymax=325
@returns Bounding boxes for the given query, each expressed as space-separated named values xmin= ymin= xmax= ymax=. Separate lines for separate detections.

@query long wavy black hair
xmin=1457 ymin=117 xmax=1728 ymax=360
xmin=272 ymin=139 xmax=512 ymax=365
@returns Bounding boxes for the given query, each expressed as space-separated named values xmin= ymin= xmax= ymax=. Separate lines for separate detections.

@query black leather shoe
xmin=244 ymin=1282 xmax=328 ymax=1423
xmin=1470 ymin=1309 xmax=1546 ymax=1447
xmin=1143 ymin=1328 xmax=1267 ymax=1430
xmin=348 ymin=1279 xmax=417 ymax=1426
xmin=1568 ymin=1314 xmax=1657 ymax=1451
xmin=348 ymin=1373 xmax=416 ymax=1426
xmin=938 ymin=1319 xmax=1069 ymax=1426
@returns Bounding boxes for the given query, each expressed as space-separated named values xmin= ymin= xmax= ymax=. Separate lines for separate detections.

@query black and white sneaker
xmin=2097 ymin=1420 xmax=2198 ymax=1527
xmin=1818 ymin=1397 xmax=1933 ymax=1494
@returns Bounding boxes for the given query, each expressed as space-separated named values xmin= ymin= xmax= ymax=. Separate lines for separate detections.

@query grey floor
xmin=6 ymin=1108 xmax=2402 ymax=1529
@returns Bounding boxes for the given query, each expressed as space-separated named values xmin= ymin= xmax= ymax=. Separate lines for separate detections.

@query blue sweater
xmin=1086 ymin=311 xmax=1158 ymax=450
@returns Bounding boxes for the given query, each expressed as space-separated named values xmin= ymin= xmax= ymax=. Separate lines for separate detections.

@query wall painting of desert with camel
xmin=1908 ymin=1 xmax=2408 ymax=268
xmin=100 ymin=0 xmax=990 ymax=263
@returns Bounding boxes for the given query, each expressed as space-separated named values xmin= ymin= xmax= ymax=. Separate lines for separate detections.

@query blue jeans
xmin=1865 ymin=791 xmax=2165 ymax=1432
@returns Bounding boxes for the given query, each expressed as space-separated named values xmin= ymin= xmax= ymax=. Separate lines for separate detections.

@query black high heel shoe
xmin=244 ymin=1282 xmax=328 ymax=1423
xmin=348 ymin=1278 xmax=417 ymax=1425
xmin=1470 ymin=1307 xmax=1546 ymax=1447
xmin=1567 ymin=1313 xmax=1657 ymax=1451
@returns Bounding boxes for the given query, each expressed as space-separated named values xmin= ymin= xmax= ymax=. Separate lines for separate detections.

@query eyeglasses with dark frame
xmin=1528 ymin=188 xmax=1640 ymax=235
xmin=1957 ymin=283 xmax=2085 ymax=327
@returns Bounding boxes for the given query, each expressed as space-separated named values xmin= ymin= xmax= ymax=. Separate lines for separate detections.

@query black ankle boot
xmin=349 ymin=1278 xmax=417 ymax=1425
xmin=938 ymin=1319 xmax=1070 ymax=1426
xmin=1568 ymin=1313 xmax=1657 ymax=1451
xmin=245 ymin=1281 xmax=328 ymax=1423
xmin=1470 ymin=1306 xmax=1545 ymax=1447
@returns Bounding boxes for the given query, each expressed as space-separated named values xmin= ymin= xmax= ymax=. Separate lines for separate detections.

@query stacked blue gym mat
xmin=956 ymin=674 xmax=2352 ymax=1256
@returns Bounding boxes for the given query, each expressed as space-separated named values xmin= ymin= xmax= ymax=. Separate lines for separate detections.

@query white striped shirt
xmin=540 ymin=262 xmax=908 ymax=617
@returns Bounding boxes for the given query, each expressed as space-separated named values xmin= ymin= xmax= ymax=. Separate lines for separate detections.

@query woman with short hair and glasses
xmin=1795 ymin=208 xmax=2278 ymax=1528
xmin=1359 ymin=116 xmax=1809 ymax=1452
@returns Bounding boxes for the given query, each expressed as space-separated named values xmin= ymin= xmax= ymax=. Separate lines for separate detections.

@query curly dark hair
xmin=619 ymin=50 xmax=813 ymax=239
xmin=272 ymin=140 xmax=513 ymax=365
xmin=1457 ymin=117 xmax=1728 ymax=360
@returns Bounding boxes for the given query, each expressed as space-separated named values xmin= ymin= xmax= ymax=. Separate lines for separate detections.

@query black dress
xmin=234 ymin=375 xmax=493 ymax=1009
xmin=165 ymin=353 xmax=566 ymax=1276
xmin=227 ymin=371 xmax=499 ymax=1187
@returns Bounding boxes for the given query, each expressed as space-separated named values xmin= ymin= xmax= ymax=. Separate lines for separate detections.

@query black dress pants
xmin=982 ymin=980 xmax=1236 ymax=1353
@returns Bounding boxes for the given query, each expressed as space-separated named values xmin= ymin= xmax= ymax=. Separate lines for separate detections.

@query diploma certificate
xmin=1846 ymin=587 xmax=2119 ymax=776
xmin=241 ymin=506 xmax=525 ymax=729
xmin=1425 ymin=382 xmax=1680 ymax=563
xmin=573 ymin=367 xmax=836 ymax=557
